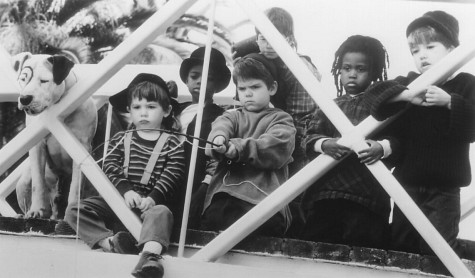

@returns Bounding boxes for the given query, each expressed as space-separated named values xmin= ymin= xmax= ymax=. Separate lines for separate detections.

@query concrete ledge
xmin=1 ymin=216 xmax=473 ymax=277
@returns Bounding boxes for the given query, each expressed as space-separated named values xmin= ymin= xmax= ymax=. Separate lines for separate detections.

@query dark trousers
xmin=200 ymin=193 xmax=286 ymax=237
xmin=300 ymin=199 xmax=390 ymax=249
xmin=391 ymin=186 xmax=462 ymax=256
xmin=65 ymin=196 xmax=173 ymax=251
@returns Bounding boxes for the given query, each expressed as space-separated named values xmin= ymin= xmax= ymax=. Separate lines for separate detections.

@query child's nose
xmin=245 ymin=89 xmax=253 ymax=97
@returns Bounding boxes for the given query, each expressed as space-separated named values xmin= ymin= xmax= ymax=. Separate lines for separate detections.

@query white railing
xmin=0 ymin=0 xmax=473 ymax=277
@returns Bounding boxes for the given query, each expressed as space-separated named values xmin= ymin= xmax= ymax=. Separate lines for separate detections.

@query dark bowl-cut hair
xmin=232 ymin=57 xmax=276 ymax=89
xmin=127 ymin=81 xmax=176 ymax=130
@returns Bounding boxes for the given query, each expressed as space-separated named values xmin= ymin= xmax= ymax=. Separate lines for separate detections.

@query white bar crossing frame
xmin=0 ymin=0 xmax=473 ymax=277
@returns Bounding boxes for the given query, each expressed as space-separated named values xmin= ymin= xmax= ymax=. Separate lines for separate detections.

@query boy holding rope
xmin=200 ymin=53 xmax=295 ymax=236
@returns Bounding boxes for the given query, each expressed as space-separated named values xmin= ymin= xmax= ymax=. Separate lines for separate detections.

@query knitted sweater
xmin=364 ymin=72 xmax=475 ymax=188
xmin=203 ymin=108 xmax=296 ymax=216
xmin=302 ymin=93 xmax=399 ymax=216
xmin=104 ymin=131 xmax=186 ymax=207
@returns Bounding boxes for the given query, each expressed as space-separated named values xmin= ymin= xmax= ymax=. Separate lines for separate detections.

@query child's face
xmin=185 ymin=65 xmax=218 ymax=103
xmin=128 ymin=97 xmax=170 ymax=131
xmin=256 ymin=34 xmax=279 ymax=59
xmin=236 ymin=78 xmax=276 ymax=112
xmin=409 ymin=41 xmax=454 ymax=74
xmin=340 ymin=52 xmax=371 ymax=95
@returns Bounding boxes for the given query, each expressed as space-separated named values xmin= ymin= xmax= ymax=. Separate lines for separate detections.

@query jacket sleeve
xmin=303 ymin=108 xmax=336 ymax=160
xmin=103 ymin=131 xmax=133 ymax=196
xmin=447 ymin=73 xmax=475 ymax=142
xmin=363 ymin=74 xmax=418 ymax=121
xmin=205 ymin=111 xmax=236 ymax=160
xmin=148 ymin=135 xmax=186 ymax=205
xmin=230 ymin=112 xmax=296 ymax=169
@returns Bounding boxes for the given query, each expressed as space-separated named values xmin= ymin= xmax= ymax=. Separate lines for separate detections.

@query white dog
xmin=14 ymin=52 xmax=97 ymax=219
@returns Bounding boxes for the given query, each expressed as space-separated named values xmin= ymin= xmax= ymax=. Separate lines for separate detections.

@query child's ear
xmin=269 ymin=81 xmax=278 ymax=96
xmin=127 ymin=106 xmax=130 ymax=113
xmin=164 ymin=104 xmax=172 ymax=117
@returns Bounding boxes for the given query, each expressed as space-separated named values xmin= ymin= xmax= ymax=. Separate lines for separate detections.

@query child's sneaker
xmin=131 ymin=251 xmax=164 ymax=278
xmin=109 ymin=231 xmax=139 ymax=254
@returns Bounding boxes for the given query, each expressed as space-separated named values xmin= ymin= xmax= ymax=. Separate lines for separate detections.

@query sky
xmin=188 ymin=0 xmax=475 ymax=240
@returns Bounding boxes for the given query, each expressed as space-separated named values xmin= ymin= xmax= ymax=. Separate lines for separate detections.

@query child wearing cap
xmin=176 ymin=46 xmax=231 ymax=228
xmin=200 ymin=53 xmax=296 ymax=236
xmin=364 ymin=11 xmax=475 ymax=258
xmin=65 ymin=73 xmax=186 ymax=278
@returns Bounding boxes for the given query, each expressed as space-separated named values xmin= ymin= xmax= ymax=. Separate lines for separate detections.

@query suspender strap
xmin=140 ymin=133 xmax=170 ymax=185
xmin=123 ymin=132 xmax=132 ymax=178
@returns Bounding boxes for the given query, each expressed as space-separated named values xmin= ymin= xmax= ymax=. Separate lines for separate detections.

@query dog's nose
xmin=19 ymin=95 xmax=33 ymax=105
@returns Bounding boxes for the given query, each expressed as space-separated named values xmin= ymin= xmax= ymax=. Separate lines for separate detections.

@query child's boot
xmin=132 ymin=251 xmax=164 ymax=278
xmin=109 ymin=231 xmax=139 ymax=254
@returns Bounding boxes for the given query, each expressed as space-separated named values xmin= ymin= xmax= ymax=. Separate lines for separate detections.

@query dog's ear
xmin=47 ymin=55 xmax=75 ymax=85
xmin=12 ymin=52 xmax=32 ymax=75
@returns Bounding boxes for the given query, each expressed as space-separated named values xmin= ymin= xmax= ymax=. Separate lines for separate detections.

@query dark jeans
xmin=300 ymin=199 xmax=390 ymax=249
xmin=200 ymin=193 xmax=286 ymax=237
xmin=65 ymin=196 xmax=173 ymax=251
xmin=391 ymin=186 xmax=461 ymax=256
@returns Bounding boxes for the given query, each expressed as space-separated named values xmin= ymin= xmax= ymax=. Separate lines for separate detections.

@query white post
xmin=178 ymin=0 xmax=218 ymax=257
xmin=102 ymin=103 xmax=114 ymax=169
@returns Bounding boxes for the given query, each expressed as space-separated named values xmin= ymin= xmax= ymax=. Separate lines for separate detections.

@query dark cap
xmin=406 ymin=10 xmax=459 ymax=47
xmin=109 ymin=73 xmax=169 ymax=113
xmin=179 ymin=47 xmax=231 ymax=93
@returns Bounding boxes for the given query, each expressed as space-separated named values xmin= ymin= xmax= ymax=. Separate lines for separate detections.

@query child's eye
xmin=357 ymin=66 xmax=367 ymax=73
xmin=341 ymin=66 xmax=351 ymax=72
xmin=190 ymin=73 xmax=201 ymax=80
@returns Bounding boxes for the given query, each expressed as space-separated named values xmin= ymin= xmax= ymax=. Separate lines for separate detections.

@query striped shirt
xmin=104 ymin=131 xmax=185 ymax=206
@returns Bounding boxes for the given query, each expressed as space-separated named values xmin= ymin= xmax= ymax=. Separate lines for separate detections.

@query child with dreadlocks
xmin=65 ymin=73 xmax=186 ymax=278
xmin=300 ymin=35 xmax=399 ymax=249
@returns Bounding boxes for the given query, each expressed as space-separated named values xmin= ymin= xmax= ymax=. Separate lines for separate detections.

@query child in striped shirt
xmin=65 ymin=73 xmax=185 ymax=278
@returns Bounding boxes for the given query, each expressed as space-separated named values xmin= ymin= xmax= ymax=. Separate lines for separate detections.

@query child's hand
xmin=166 ymin=80 xmax=178 ymax=98
xmin=322 ymin=138 xmax=351 ymax=160
xmin=138 ymin=197 xmax=155 ymax=213
xmin=422 ymin=86 xmax=451 ymax=108
xmin=213 ymin=136 xmax=227 ymax=154
xmin=224 ymin=142 xmax=237 ymax=159
xmin=124 ymin=190 xmax=142 ymax=209
xmin=357 ymin=139 xmax=383 ymax=165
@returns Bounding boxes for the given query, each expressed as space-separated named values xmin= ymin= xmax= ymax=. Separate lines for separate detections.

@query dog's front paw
xmin=25 ymin=207 xmax=51 ymax=219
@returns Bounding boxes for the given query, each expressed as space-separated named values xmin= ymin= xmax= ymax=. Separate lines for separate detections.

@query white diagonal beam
xmin=0 ymin=0 xmax=198 ymax=177
xmin=193 ymin=1 xmax=475 ymax=276
xmin=47 ymin=117 xmax=142 ymax=238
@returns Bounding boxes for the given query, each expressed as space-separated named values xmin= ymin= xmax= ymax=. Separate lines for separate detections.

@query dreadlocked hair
xmin=331 ymin=35 xmax=389 ymax=96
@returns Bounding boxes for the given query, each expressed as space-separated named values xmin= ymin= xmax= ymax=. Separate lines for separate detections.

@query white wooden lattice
xmin=0 ymin=0 xmax=474 ymax=277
